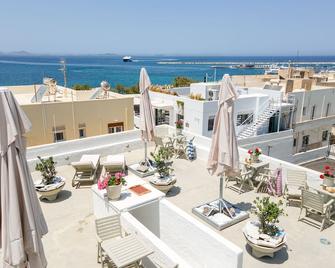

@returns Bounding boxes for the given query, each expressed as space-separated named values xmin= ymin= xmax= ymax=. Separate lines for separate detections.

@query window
xmin=79 ymin=128 xmax=86 ymax=138
xmin=293 ymin=138 xmax=297 ymax=147
xmin=134 ymin=104 xmax=140 ymax=116
xmin=325 ymin=103 xmax=331 ymax=117
xmin=237 ymin=113 xmax=253 ymax=126
xmin=302 ymin=135 xmax=309 ymax=147
xmin=302 ymin=107 xmax=306 ymax=116
xmin=322 ymin=130 xmax=328 ymax=141
xmin=155 ymin=109 xmax=170 ymax=125
xmin=53 ymin=131 xmax=64 ymax=142
xmin=208 ymin=116 xmax=215 ymax=131
xmin=53 ymin=126 xmax=65 ymax=143
xmin=78 ymin=123 xmax=86 ymax=138
xmin=108 ymin=122 xmax=124 ymax=133
xmin=310 ymin=105 xmax=316 ymax=120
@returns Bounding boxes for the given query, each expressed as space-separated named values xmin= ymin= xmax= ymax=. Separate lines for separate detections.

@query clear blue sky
xmin=1 ymin=0 xmax=334 ymax=56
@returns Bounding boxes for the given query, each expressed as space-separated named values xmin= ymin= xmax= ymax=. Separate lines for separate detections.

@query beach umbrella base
xmin=192 ymin=198 xmax=249 ymax=230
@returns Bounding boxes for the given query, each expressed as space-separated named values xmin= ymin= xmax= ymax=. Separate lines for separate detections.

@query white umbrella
xmin=207 ymin=75 xmax=240 ymax=213
xmin=0 ymin=89 xmax=48 ymax=268
xmin=139 ymin=68 xmax=155 ymax=164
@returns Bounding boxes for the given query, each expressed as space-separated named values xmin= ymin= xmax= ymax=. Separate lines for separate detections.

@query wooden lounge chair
xmin=71 ymin=154 xmax=100 ymax=188
xmin=95 ymin=214 xmax=123 ymax=265
xmin=299 ymin=189 xmax=334 ymax=231
xmin=256 ymin=168 xmax=277 ymax=195
xmin=103 ymin=154 xmax=126 ymax=174
xmin=225 ymin=164 xmax=253 ymax=194
xmin=95 ymin=215 xmax=150 ymax=268
xmin=284 ymin=169 xmax=307 ymax=205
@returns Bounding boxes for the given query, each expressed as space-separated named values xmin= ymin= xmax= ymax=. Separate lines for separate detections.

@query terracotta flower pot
xmin=106 ymin=184 xmax=122 ymax=200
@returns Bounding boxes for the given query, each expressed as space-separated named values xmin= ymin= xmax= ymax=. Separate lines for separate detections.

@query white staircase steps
xmin=237 ymin=105 xmax=278 ymax=139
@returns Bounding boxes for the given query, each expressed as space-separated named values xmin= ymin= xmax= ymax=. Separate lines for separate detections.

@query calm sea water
xmin=1 ymin=55 xmax=335 ymax=87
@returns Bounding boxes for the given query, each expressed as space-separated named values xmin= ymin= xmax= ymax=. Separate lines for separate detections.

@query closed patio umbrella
xmin=207 ymin=75 xmax=240 ymax=213
xmin=0 ymin=89 xmax=48 ymax=268
xmin=139 ymin=68 xmax=155 ymax=164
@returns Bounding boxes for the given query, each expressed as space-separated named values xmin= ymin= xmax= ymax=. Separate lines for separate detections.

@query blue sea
xmin=1 ymin=55 xmax=335 ymax=88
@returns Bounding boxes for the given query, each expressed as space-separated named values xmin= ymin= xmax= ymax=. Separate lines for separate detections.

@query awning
xmin=151 ymin=100 xmax=174 ymax=109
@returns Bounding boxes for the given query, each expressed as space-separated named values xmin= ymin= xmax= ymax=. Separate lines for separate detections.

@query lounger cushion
xmin=71 ymin=161 xmax=94 ymax=169
xmin=104 ymin=155 xmax=126 ymax=168
xmin=80 ymin=154 xmax=100 ymax=168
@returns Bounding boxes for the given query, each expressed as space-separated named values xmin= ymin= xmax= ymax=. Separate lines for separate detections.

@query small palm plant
xmin=35 ymin=156 xmax=57 ymax=185
xmin=252 ymin=197 xmax=286 ymax=236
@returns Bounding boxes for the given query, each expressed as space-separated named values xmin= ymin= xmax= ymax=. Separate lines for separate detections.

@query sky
xmin=1 ymin=0 xmax=334 ymax=56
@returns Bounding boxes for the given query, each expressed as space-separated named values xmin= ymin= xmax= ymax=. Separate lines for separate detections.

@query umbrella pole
xmin=144 ymin=141 xmax=152 ymax=168
xmin=145 ymin=141 xmax=147 ymax=163
xmin=219 ymin=174 xmax=234 ymax=218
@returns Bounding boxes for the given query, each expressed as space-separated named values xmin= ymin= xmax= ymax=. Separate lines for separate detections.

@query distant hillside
xmin=10 ymin=50 xmax=32 ymax=56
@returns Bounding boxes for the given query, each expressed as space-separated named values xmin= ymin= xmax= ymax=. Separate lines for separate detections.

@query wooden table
xmin=92 ymin=174 xmax=165 ymax=236
xmin=101 ymin=234 xmax=153 ymax=268
xmin=244 ymin=161 xmax=270 ymax=188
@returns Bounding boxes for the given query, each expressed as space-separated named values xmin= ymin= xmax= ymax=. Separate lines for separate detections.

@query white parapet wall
xmin=292 ymin=146 xmax=330 ymax=165
xmin=92 ymin=186 xmax=243 ymax=268
xmin=120 ymin=200 xmax=243 ymax=268
xmin=26 ymin=125 xmax=170 ymax=171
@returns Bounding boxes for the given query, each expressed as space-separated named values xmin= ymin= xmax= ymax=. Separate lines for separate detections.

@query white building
xmin=133 ymin=77 xmax=335 ymax=164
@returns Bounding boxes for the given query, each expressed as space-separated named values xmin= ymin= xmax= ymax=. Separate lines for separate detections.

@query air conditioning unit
xmin=208 ymin=89 xmax=219 ymax=101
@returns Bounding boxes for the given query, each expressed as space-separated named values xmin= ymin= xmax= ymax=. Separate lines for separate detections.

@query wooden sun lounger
xmin=71 ymin=154 xmax=100 ymax=188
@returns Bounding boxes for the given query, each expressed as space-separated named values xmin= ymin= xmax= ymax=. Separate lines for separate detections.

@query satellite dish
xmin=100 ymin=81 xmax=110 ymax=98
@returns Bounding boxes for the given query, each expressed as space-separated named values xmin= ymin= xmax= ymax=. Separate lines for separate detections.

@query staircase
xmin=237 ymin=104 xmax=278 ymax=139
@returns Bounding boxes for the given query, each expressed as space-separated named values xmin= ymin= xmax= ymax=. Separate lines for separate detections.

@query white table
xmin=92 ymin=174 xmax=165 ymax=236
xmin=245 ymin=161 xmax=270 ymax=188
xmin=101 ymin=234 xmax=153 ymax=268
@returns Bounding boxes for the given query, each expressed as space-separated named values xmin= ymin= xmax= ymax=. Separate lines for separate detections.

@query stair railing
xmin=237 ymin=98 xmax=272 ymax=135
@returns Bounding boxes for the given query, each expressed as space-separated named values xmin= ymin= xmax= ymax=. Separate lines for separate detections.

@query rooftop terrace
xmin=3 ymin=125 xmax=335 ymax=268
xmin=4 ymin=85 xmax=130 ymax=105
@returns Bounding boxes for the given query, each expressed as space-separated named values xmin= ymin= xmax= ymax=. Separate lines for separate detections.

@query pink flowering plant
xmin=175 ymin=119 xmax=183 ymax=129
xmin=248 ymin=147 xmax=262 ymax=157
xmin=320 ymin=165 xmax=334 ymax=180
xmin=98 ymin=172 xmax=126 ymax=190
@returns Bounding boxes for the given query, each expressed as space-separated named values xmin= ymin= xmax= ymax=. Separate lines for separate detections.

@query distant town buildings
xmin=133 ymin=68 xmax=335 ymax=163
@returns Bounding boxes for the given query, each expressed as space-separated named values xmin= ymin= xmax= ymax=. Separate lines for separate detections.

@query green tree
xmin=125 ymin=84 xmax=139 ymax=94
xmin=73 ymin=84 xmax=91 ymax=91
xmin=172 ymin=76 xmax=196 ymax=87
xmin=115 ymin=83 xmax=125 ymax=91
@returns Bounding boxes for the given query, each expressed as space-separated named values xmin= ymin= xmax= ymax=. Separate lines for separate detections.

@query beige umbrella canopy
xmin=207 ymin=75 xmax=240 ymax=201
xmin=139 ymin=67 xmax=155 ymax=142
xmin=207 ymin=75 xmax=240 ymax=176
xmin=139 ymin=68 xmax=155 ymax=164
xmin=0 ymin=89 xmax=48 ymax=268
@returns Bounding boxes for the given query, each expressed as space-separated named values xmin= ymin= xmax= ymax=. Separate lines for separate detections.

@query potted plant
xmin=150 ymin=147 xmax=176 ymax=193
xmin=243 ymin=197 xmax=287 ymax=258
xmin=98 ymin=172 xmax=126 ymax=200
xmin=320 ymin=165 xmax=334 ymax=187
xmin=175 ymin=119 xmax=184 ymax=135
xmin=248 ymin=147 xmax=262 ymax=163
xmin=253 ymin=197 xmax=285 ymax=236
xmin=35 ymin=156 xmax=65 ymax=201
xmin=150 ymin=147 xmax=174 ymax=178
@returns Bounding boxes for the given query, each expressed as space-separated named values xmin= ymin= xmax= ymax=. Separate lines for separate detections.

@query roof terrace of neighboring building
xmin=5 ymin=84 xmax=131 ymax=105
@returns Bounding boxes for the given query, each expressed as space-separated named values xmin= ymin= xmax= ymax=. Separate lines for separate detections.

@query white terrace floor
xmin=30 ymin=147 xmax=335 ymax=268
